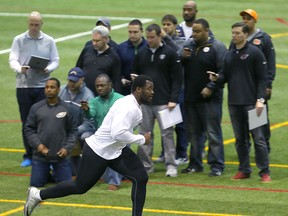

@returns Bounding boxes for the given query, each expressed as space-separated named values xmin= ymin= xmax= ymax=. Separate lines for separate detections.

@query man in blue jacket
xmin=116 ymin=19 xmax=147 ymax=95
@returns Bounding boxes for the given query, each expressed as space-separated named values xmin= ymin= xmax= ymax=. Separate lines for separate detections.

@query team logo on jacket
xmin=56 ymin=112 xmax=67 ymax=118
xmin=240 ymin=54 xmax=249 ymax=60
xmin=159 ymin=54 xmax=166 ymax=60
xmin=203 ymin=47 xmax=210 ymax=52
xmin=253 ymin=39 xmax=261 ymax=45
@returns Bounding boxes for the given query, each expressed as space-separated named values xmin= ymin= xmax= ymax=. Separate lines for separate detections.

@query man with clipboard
xmin=209 ymin=22 xmax=271 ymax=183
xmin=9 ymin=11 xmax=59 ymax=167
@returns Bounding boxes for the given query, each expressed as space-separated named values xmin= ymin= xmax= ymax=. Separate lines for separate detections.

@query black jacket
xmin=219 ymin=43 xmax=268 ymax=105
xmin=229 ymin=29 xmax=275 ymax=88
xmin=181 ymin=37 xmax=227 ymax=103
xmin=76 ymin=45 xmax=121 ymax=95
xmin=24 ymin=98 xmax=78 ymax=162
xmin=134 ymin=44 xmax=182 ymax=105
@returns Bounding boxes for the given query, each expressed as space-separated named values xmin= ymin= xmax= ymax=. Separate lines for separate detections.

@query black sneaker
xmin=181 ymin=167 xmax=196 ymax=174
xmin=208 ymin=171 xmax=222 ymax=177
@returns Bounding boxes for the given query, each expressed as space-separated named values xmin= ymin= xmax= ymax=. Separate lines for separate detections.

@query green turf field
xmin=0 ymin=0 xmax=288 ymax=215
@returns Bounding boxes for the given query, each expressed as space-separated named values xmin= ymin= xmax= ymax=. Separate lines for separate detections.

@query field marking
xmin=0 ymin=12 xmax=149 ymax=21
xmin=149 ymin=181 xmax=288 ymax=193
xmin=0 ymin=199 xmax=243 ymax=216
xmin=276 ymin=64 xmax=288 ymax=69
xmin=0 ymin=148 xmax=24 ymax=153
xmin=276 ymin=18 xmax=288 ymax=26
xmin=0 ymin=12 xmax=154 ymax=55
xmin=1 ymin=159 xmax=288 ymax=179
xmin=271 ymin=32 xmax=288 ymax=38
xmin=0 ymin=205 xmax=23 ymax=216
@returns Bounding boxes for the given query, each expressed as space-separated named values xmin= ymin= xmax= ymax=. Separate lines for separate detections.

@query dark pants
xmin=248 ymin=103 xmax=271 ymax=153
xmin=17 ymin=88 xmax=45 ymax=159
xmin=263 ymin=102 xmax=271 ymax=153
xmin=30 ymin=159 xmax=72 ymax=187
xmin=175 ymin=89 xmax=188 ymax=158
xmin=229 ymin=105 xmax=270 ymax=176
xmin=40 ymin=144 xmax=148 ymax=216
xmin=184 ymin=101 xmax=225 ymax=172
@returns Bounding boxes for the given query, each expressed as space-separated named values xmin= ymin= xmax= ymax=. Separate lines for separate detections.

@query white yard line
xmin=0 ymin=12 xmax=154 ymax=55
xmin=0 ymin=12 xmax=152 ymax=21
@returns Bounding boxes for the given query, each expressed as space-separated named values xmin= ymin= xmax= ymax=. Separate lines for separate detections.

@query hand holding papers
xmin=158 ymin=104 xmax=183 ymax=130
xmin=248 ymin=105 xmax=268 ymax=130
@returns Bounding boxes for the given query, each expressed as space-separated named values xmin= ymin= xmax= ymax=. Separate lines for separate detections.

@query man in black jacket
xmin=210 ymin=22 xmax=270 ymax=183
xmin=180 ymin=19 xmax=226 ymax=176
xmin=239 ymin=9 xmax=276 ymax=153
xmin=134 ymin=23 xmax=182 ymax=177
xmin=76 ymin=26 xmax=121 ymax=95
xmin=24 ymin=78 xmax=78 ymax=187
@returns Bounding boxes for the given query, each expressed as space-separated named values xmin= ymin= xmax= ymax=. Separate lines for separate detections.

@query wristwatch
xmin=257 ymin=98 xmax=265 ymax=103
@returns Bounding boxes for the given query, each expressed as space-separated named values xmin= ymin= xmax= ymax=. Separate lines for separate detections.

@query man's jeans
xmin=184 ymin=101 xmax=225 ymax=172
xmin=30 ymin=159 xmax=72 ymax=187
xmin=228 ymin=105 xmax=270 ymax=176
xmin=103 ymin=167 xmax=123 ymax=186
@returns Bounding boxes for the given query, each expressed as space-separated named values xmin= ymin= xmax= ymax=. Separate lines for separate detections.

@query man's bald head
xmin=28 ymin=11 xmax=42 ymax=22
xmin=183 ymin=1 xmax=198 ymax=24
xmin=184 ymin=0 xmax=197 ymax=9
xmin=27 ymin=11 xmax=43 ymax=38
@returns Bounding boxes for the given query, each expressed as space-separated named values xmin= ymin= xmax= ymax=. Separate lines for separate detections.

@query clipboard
xmin=158 ymin=104 xmax=183 ymax=130
xmin=28 ymin=55 xmax=50 ymax=70
xmin=248 ymin=105 xmax=268 ymax=130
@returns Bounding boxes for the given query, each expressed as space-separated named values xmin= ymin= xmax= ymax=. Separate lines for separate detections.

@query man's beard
xmin=184 ymin=15 xmax=195 ymax=23
xmin=140 ymin=96 xmax=152 ymax=105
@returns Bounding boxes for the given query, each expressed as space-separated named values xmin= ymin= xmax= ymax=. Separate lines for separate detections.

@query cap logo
xmin=69 ymin=71 xmax=77 ymax=75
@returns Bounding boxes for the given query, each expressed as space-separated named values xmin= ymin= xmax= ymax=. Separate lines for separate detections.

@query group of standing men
xmin=8 ymin=1 xmax=276 ymax=215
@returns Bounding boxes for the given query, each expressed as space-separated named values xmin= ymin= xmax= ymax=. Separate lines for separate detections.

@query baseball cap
xmin=240 ymin=9 xmax=258 ymax=21
xmin=67 ymin=67 xmax=84 ymax=82
xmin=96 ymin=17 xmax=111 ymax=28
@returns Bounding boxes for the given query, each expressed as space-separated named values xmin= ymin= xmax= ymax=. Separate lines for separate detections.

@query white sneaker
xmin=175 ymin=157 xmax=188 ymax=165
xmin=24 ymin=187 xmax=42 ymax=216
xmin=166 ymin=167 xmax=177 ymax=177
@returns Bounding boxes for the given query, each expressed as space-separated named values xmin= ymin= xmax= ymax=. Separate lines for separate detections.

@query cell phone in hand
xmin=206 ymin=71 xmax=218 ymax=76
xmin=124 ymin=80 xmax=132 ymax=86
xmin=184 ymin=47 xmax=192 ymax=52
xmin=130 ymin=73 xmax=138 ymax=77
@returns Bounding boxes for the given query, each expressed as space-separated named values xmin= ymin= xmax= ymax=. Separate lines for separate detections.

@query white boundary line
xmin=0 ymin=12 xmax=154 ymax=55
xmin=0 ymin=12 xmax=152 ymax=21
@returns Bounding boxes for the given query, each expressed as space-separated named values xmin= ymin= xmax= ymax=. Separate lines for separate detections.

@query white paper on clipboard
xmin=248 ymin=105 xmax=268 ymax=130
xmin=158 ymin=104 xmax=183 ymax=130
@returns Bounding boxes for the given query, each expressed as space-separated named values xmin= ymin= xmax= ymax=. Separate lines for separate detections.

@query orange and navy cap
xmin=240 ymin=9 xmax=258 ymax=21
